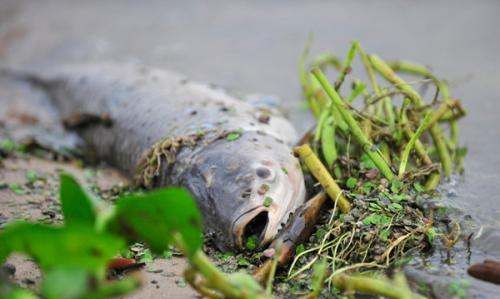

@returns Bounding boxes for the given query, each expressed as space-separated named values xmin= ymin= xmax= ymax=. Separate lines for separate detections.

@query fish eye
xmin=256 ymin=167 xmax=271 ymax=179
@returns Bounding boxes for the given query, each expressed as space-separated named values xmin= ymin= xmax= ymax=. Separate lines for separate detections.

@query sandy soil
xmin=0 ymin=155 xmax=197 ymax=298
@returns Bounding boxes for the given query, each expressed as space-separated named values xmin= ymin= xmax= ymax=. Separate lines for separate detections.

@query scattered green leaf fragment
xmin=8 ymin=183 xmax=26 ymax=195
xmin=25 ymin=170 xmax=39 ymax=184
xmin=0 ymin=139 xmax=16 ymax=153
xmin=426 ymin=227 xmax=437 ymax=244
xmin=281 ymin=167 xmax=288 ymax=174
xmin=218 ymin=252 xmax=234 ymax=261
xmin=390 ymin=180 xmax=403 ymax=193
xmin=360 ymin=153 xmax=376 ymax=169
xmin=448 ymin=280 xmax=470 ymax=299
xmin=346 ymin=177 xmax=357 ymax=189
xmin=226 ymin=129 xmax=243 ymax=141
xmin=162 ymin=249 xmax=173 ymax=259
xmin=263 ymin=197 xmax=273 ymax=207
xmin=362 ymin=213 xmax=391 ymax=226
xmin=237 ymin=257 xmax=251 ymax=267
xmin=388 ymin=203 xmax=403 ymax=212
xmin=379 ymin=228 xmax=391 ymax=241
xmin=295 ymin=244 xmax=305 ymax=255
xmin=245 ymin=235 xmax=259 ymax=250
xmin=362 ymin=182 xmax=376 ymax=193
xmin=139 ymin=249 xmax=153 ymax=264
xmin=413 ymin=182 xmax=425 ymax=193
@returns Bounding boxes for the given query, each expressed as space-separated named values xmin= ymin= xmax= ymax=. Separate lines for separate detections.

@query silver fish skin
xmin=16 ymin=63 xmax=306 ymax=250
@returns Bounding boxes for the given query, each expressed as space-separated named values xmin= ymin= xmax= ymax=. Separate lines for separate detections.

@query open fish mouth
xmin=231 ymin=204 xmax=295 ymax=250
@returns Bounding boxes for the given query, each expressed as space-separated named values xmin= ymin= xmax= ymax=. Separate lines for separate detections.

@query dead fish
xmin=8 ymin=63 xmax=306 ymax=250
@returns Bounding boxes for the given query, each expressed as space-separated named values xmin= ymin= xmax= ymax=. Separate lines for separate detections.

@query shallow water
xmin=1 ymin=0 xmax=499 ymax=297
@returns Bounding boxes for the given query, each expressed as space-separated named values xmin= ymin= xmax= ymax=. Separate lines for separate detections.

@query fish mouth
xmin=231 ymin=168 xmax=306 ymax=249
xmin=232 ymin=206 xmax=271 ymax=249
xmin=231 ymin=203 xmax=296 ymax=250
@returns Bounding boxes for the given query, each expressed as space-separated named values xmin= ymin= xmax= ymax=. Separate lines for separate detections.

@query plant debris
xmin=281 ymin=40 xmax=467 ymax=297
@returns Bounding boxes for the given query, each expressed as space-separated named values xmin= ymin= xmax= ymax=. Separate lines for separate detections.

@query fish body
xmin=13 ymin=64 xmax=306 ymax=250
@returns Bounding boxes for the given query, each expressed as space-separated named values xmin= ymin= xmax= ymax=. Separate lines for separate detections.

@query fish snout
xmin=232 ymin=165 xmax=306 ymax=250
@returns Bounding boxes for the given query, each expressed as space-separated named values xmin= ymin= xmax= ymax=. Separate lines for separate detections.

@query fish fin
xmin=0 ymin=75 xmax=87 ymax=158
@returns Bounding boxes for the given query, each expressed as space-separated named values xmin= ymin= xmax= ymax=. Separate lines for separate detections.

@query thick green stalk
xmin=335 ymin=41 xmax=359 ymax=90
xmin=388 ymin=60 xmax=462 ymax=152
xmin=295 ymin=144 xmax=351 ymax=213
xmin=332 ymin=274 xmax=426 ymax=299
xmin=174 ymin=234 xmax=269 ymax=299
xmin=369 ymin=55 xmax=452 ymax=177
xmin=311 ymin=68 xmax=395 ymax=180
xmin=359 ymin=46 xmax=396 ymax=128
xmin=347 ymin=80 xmax=366 ymax=104
xmin=399 ymin=111 xmax=433 ymax=177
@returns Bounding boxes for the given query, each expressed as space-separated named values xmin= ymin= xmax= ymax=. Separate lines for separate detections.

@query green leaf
xmin=362 ymin=213 xmax=391 ymax=226
xmin=426 ymin=227 xmax=437 ymax=244
xmin=362 ymin=182 xmax=376 ymax=193
xmin=0 ymin=222 xmax=123 ymax=273
xmin=139 ymin=249 xmax=153 ymax=264
xmin=0 ymin=139 xmax=16 ymax=153
xmin=8 ymin=183 xmax=26 ymax=195
xmin=295 ymin=244 xmax=305 ymax=255
xmin=390 ymin=180 xmax=403 ymax=193
xmin=346 ymin=177 xmax=357 ymax=189
xmin=106 ymin=188 xmax=202 ymax=257
xmin=226 ymin=129 xmax=243 ymax=141
xmin=413 ymin=182 xmax=425 ymax=193
xmin=360 ymin=153 xmax=376 ymax=169
xmin=3 ymin=288 xmax=38 ymax=299
xmin=60 ymin=173 xmax=97 ymax=227
xmin=25 ymin=170 xmax=39 ymax=184
xmin=42 ymin=267 xmax=88 ymax=299
xmin=379 ymin=228 xmax=391 ymax=241
xmin=237 ymin=257 xmax=251 ymax=267
xmin=388 ymin=203 xmax=403 ymax=212
xmin=245 ymin=235 xmax=258 ymax=250
xmin=227 ymin=272 xmax=264 ymax=294
xmin=263 ymin=196 xmax=273 ymax=207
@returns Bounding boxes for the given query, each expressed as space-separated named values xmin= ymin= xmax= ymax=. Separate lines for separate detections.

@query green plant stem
xmin=174 ymin=235 xmax=270 ymax=299
xmin=294 ymin=144 xmax=350 ymax=213
xmin=320 ymin=116 xmax=340 ymax=177
xmin=335 ymin=41 xmax=359 ymax=90
xmin=304 ymin=259 xmax=328 ymax=299
xmin=90 ymin=277 xmax=141 ymax=299
xmin=399 ymin=112 xmax=433 ymax=177
xmin=359 ymin=46 xmax=396 ymax=128
xmin=369 ymin=55 xmax=452 ymax=177
xmin=266 ymin=246 xmax=280 ymax=295
xmin=332 ymin=274 xmax=426 ymax=299
xmin=347 ymin=80 xmax=366 ymax=104
xmin=424 ymin=172 xmax=441 ymax=191
xmin=311 ymin=68 xmax=395 ymax=181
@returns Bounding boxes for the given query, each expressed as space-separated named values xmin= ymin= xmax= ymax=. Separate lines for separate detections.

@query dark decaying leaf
xmin=59 ymin=173 xmax=97 ymax=227
xmin=105 ymin=187 xmax=202 ymax=257
xmin=0 ymin=222 xmax=124 ymax=273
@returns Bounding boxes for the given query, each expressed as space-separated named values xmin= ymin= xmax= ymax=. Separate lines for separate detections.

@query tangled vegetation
xmin=283 ymin=40 xmax=466 ymax=297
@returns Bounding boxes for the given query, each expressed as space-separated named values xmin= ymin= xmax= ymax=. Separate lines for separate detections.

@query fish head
xmin=187 ymin=131 xmax=306 ymax=250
